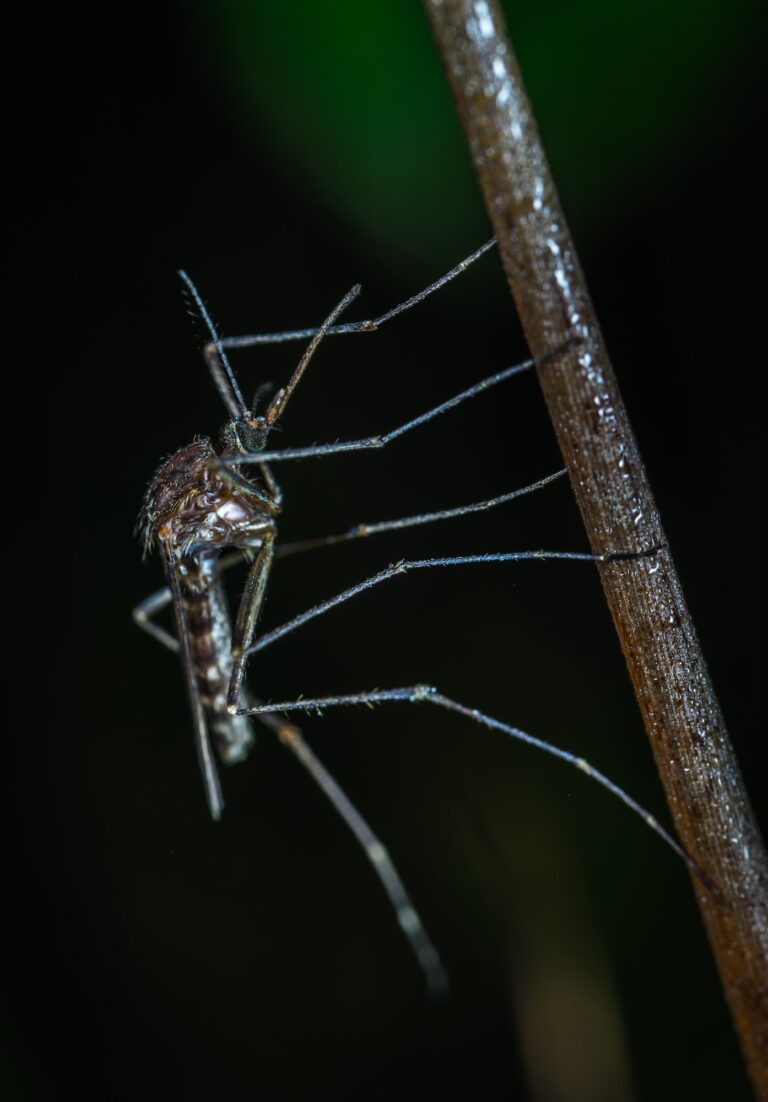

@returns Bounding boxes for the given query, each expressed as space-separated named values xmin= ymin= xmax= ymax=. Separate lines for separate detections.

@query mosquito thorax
xmin=221 ymin=415 xmax=269 ymax=455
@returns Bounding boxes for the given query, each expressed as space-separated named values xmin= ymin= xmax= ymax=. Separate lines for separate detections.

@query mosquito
xmin=135 ymin=238 xmax=698 ymax=996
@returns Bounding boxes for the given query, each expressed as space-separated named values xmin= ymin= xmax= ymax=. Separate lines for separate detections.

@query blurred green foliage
xmin=200 ymin=0 xmax=753 ymax=265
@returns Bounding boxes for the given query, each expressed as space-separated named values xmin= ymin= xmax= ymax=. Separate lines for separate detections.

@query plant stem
xmin=423 ymin=0 xmax=768 ymax=1093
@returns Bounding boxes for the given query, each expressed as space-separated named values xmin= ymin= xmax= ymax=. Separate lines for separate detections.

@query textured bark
xmin=424 ymin=1 xmax=768 ymax=1094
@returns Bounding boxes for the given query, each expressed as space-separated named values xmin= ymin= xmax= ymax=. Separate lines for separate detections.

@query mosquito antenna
xmin=251 ymin=381 xmax=274 ymax=414
xmin=265 ymin=284 xmax=361 ymax=427
xmin=178 ymin=269 xmax=248 ymax=419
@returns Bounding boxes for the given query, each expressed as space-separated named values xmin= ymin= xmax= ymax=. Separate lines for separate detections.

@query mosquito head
xmin=220 ymin=412 xmax=271 ymax=455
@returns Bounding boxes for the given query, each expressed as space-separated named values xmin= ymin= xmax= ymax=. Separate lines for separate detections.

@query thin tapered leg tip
xmin=208 ymin=793 xmax=225 ymax=821
xmin=426 ymin=968 xmax=450 ymax=1002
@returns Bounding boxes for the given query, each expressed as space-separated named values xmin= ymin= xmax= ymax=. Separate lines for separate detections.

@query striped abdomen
xmin=177 ymin=552 xmax=254 ymax=763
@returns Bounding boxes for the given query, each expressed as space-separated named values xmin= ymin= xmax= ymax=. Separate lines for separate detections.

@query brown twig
xmin=423 ymin=0 xmax=768 ymax=1094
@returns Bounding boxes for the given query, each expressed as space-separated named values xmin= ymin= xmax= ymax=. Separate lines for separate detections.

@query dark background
xmin=11 ymin=2 xmax=765 ymax=1099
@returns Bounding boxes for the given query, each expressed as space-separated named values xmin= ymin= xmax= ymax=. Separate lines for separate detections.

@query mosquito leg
xmin=217 ymin=336 xmax=581 ymax=469
xmin=242 ymin=686 xmax=708 ymax=886
xmin=253 ymin=704 xmax=448 ymax=996
xmin=245 ymin=547 xmax=655 ymax=660
xmin=211 ymin=238 xmax=496 ymax=356
xmin=219 ymin=357 xmax=535 ymax=468
xmin=228 ymin=529 xmax=277 ymax=712
xmin=133 ymin=586 xmax=177 ymax=651
xmin=214 ymin=463 xmax=282 ymax=513
xmin=258 ymin=462 xmax=282 ymax=507
xmin=277 ymin=469 xmax=567 ymax=559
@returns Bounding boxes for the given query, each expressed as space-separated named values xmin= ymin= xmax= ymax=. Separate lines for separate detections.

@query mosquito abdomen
xmin=180 ymin=553 xmax=254 ymax=762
